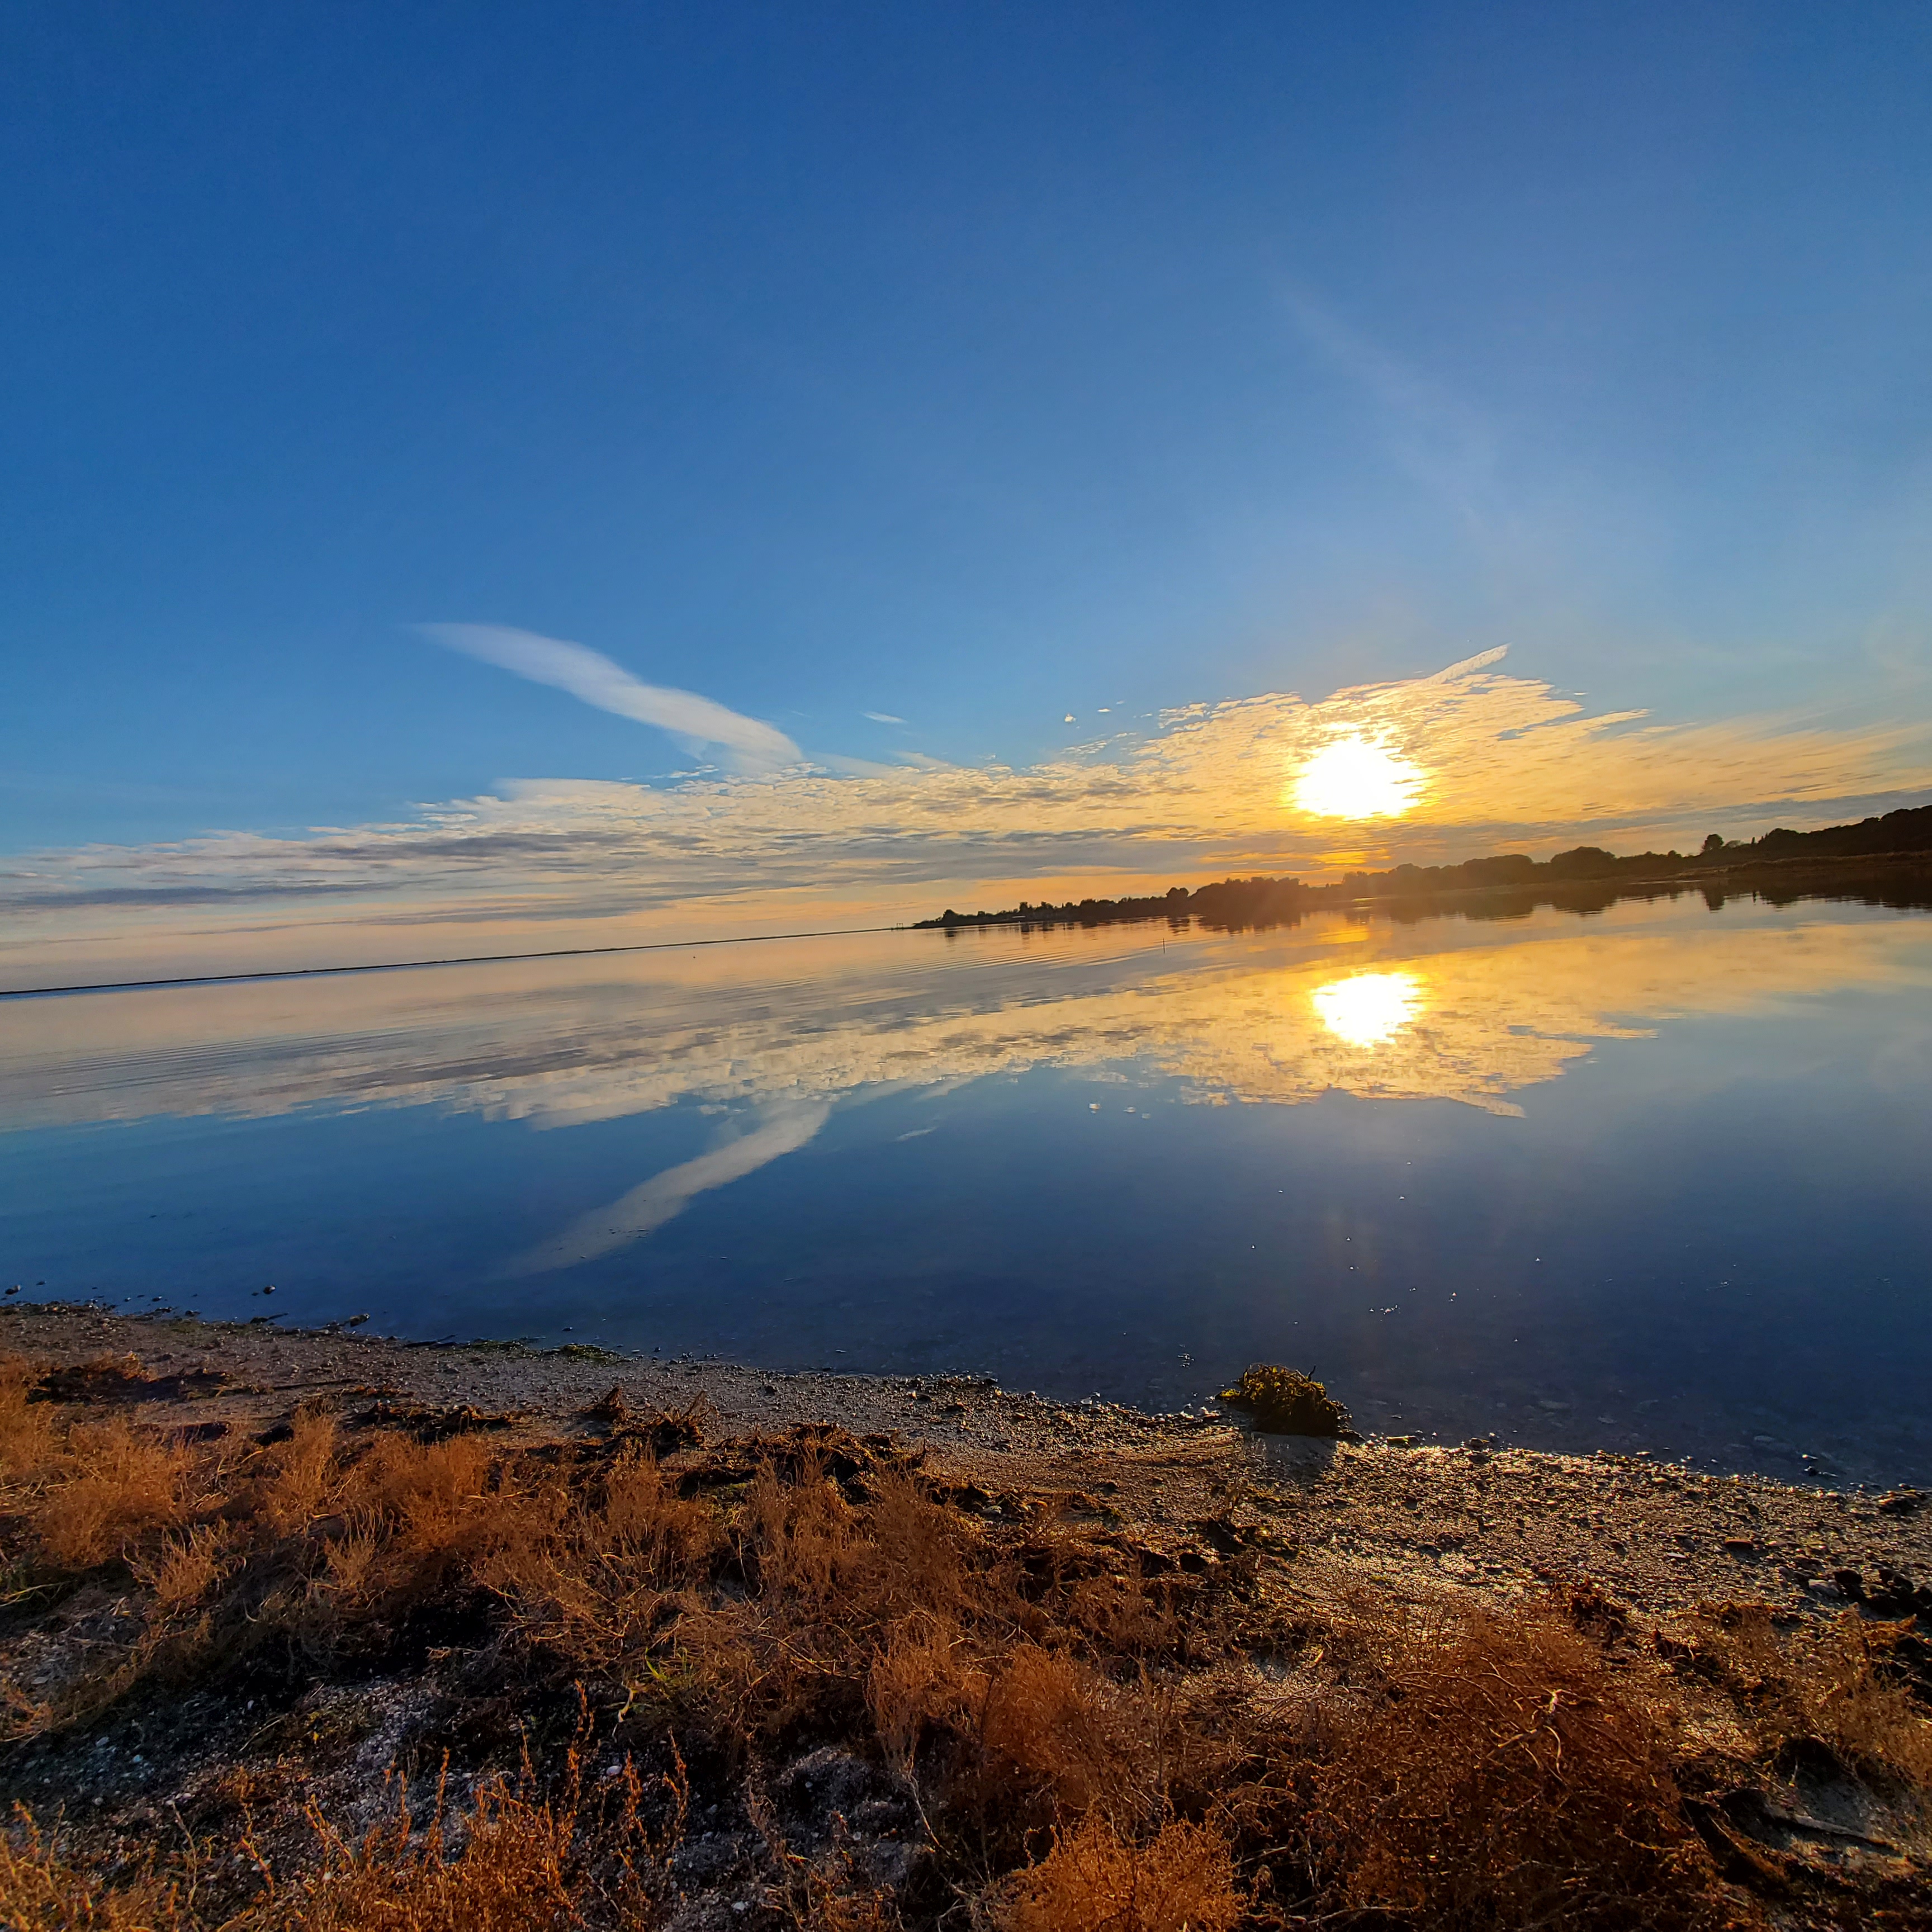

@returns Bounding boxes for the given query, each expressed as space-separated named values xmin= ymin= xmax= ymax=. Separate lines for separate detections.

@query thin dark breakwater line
xmin=0 ymin=922 xmax=907 ymax=1003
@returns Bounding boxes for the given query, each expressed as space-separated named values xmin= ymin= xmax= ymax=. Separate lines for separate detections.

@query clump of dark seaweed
xmin=1218 ymin=1364 xmax=1356 ymax=1438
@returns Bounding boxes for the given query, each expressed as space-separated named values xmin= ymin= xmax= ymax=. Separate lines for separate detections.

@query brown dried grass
xmin=0 ymin=1810 xmax=191 ymax=1931
xmin=0 ymin=1357 xmax=61 ymax=1476
xmin=0 ymin=1760 xmax=667 ymax=1932
xmin=270 ymin=1778 xmax=580 ymax=1932
xmin=1678 ymin=1602 xmax=1932 ymax=1787
xmin=977 ymin=1645 xmax=1143 ymax=1817
xmin=1308 ymin=1607 xmax=1730 ymax=1931
xmin=674 ymin=1457 xmax=1002 ymax=1748
xmin=991 ymin=1813 xmax=1243 ymax=1932
xmin=7 ymin=1352 xmax=1926 ymax=1931
xmin=477 ymin=1443 xmax=723 ymax=1674
xmin=34 ymin=1418 xmax=202 ymax=1571
xmin=0 ymin=1351 xmax=210 ymax=1574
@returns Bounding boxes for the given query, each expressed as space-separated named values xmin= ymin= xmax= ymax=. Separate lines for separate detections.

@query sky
xmin=4 ymin=2 xmax=1931 ymax=984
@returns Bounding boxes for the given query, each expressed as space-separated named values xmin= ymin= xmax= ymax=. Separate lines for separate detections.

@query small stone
xmin=1865 ymin=1565 xmax=1927 ymax=1617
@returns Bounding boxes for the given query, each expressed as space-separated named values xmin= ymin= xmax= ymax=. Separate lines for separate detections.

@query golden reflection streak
xmin=1310 ymin=970 xmax=1424 ymax=1049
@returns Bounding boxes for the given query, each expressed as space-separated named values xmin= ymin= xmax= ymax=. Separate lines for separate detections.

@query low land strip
xmin=913 ymin=802 xmax=1932 ymax=931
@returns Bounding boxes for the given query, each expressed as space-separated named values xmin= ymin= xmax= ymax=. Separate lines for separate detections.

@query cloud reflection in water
xmin=8 ymin=898 xmax=1929 ymax=1146
xmin=7 ymin=899 xmax=1932 ymax=1281
xmin=504 ymin=1101 xmax=831 ymax=1274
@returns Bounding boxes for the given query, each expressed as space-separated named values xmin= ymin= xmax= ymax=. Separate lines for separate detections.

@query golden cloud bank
xmin=4 ymin=651 xmax=1927 ymax=988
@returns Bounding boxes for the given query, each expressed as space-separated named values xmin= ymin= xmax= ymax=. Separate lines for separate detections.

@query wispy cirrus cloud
xmin=1280 ymin=290 xmax=1501 ymax=523
xmin=422 ymin=624 xmax=801 ymax=773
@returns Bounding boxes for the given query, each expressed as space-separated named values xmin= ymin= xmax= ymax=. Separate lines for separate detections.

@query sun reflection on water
xmin=1310 ymin=970 xmax=1424 ymax=1048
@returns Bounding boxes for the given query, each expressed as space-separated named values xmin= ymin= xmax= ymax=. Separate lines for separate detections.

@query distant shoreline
xmin=915 ymin=815 xmax=1932 ymax=933
xmin=10 ymin=808 xmax=1928 ymax=1003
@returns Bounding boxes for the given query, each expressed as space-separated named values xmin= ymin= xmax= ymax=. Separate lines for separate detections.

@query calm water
xmin=4 ymin=892 xmax=1931 ymax=1484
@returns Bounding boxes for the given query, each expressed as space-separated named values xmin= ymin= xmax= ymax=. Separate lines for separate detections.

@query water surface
xmin=4 ymin=891 xmax=1930 ymax=1483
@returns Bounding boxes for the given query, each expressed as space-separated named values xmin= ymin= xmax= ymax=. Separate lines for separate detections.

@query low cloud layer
xmin=4 ymin=651 xmax=1929 ymax=984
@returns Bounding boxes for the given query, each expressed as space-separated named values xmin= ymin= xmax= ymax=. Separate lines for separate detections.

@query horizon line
xmin=0 ymin=923 xmax=913 ymax=1002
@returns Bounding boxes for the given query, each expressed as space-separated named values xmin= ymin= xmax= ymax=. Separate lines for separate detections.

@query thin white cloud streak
xmin=1280 ymin=290 xmax=1501 ymax=523
xmin=863 ymin=710 xmax=906 ymax=724
xmin=423 ymin=624 xmax=801 ymax=773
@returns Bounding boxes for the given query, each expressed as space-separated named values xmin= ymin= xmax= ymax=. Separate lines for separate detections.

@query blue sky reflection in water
xmin=4 ymin=893 xmax=1932 ymax=1484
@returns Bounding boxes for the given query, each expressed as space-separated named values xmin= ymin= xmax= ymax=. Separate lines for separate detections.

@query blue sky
xmin=4 ymin=2 xmax=1931 ymax=976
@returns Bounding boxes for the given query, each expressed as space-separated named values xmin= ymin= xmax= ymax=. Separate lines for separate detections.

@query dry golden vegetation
xmin=1 ymin=1351 xmax=1929 ymax=1929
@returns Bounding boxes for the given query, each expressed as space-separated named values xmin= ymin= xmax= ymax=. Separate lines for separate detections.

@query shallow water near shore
xmin=3 ymin=888 xmax=1931 ymax=1484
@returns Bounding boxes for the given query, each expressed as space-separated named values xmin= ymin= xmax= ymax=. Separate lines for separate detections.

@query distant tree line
xmin=912 ymin=802 xmax=1932 ymax=932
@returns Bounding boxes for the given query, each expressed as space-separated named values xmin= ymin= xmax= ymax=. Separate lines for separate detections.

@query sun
xmin=1290 ymin=735 xmax=1424 ymax=818
xmin=1311 ymin=970 xmax=1423 ymax=1049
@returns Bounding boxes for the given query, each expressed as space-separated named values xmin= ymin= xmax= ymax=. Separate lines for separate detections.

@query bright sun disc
xmin=1291 ymin=736 xmax=1423 ymax=818
xmin=1311 ymin=970 xmax=1423 ymax=1049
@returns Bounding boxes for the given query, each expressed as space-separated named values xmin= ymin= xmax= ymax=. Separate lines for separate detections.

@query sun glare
xmin=1290 ymin=735 xmax=1423 ymax=818
xmin=1311 ymin=970 xmax=1423 ymax=1049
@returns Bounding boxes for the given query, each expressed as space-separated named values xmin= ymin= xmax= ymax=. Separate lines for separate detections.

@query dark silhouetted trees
xmin=911 ymin=803 xmax=1932 ymax=933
